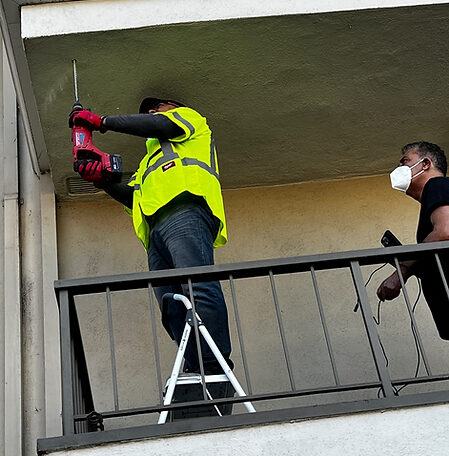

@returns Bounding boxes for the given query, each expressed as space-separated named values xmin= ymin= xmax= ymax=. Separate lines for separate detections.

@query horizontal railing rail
xmin=54 ymin=241 xmax=449 ymax=436
xmin=55 ymin=241 xmax=449 ymax=293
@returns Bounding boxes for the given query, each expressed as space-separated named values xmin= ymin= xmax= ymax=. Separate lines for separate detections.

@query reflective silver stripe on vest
xmin=128 ymin=175 xmax=137 ymax=183
xmin=210 ymin=134 xmax=217 ymax=173
xmin=181 ymin=157 xmax=220 ymax=180
xmin=142 ymin=141 xmax=179 ymax=184
xmin=172 ymin=112 xmax=195 ymax=136
xmin=141 ymin=136 xmax=219 ymax=182
xmin=133 ymin=183 xmax=140 ymax=191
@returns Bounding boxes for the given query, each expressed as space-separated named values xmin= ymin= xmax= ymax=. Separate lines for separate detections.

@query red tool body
xmin=70 ymin=60 xmax=122 ymax=182
xmin=71 ymin=116 xmax=122 ymax=182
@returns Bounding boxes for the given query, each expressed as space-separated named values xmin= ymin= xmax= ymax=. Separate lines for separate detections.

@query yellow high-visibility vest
xmin=126 ymin=107 xmax=227 ymax=250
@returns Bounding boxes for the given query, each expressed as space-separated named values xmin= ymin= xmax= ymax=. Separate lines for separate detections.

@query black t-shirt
xmin=416 ymin=176 xmax=449 ymax=339
xmin=417 ymin=177 xmax=449 ymax=242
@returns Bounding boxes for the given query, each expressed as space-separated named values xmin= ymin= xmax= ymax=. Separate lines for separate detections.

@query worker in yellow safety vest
xmin=71 ymin=97 xmax=232 ymax=375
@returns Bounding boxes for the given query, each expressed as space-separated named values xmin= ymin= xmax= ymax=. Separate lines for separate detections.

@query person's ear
xmin=423 ymin=157 xmax=432 ymax=169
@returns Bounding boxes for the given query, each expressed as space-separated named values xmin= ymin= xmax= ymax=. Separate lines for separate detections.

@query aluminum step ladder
xmin=158 ymin=293 xmax=256 ymax=424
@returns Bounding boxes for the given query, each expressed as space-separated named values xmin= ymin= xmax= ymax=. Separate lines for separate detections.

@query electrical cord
xmin=353 ymin=263 xmax=388 ymax=312
xmin=352 ymin=265 xmax=423 ymax=397
xmin=373 ymin=299 xmax=382 ymax=326
xmin=394 ymin=278 xmax=422 ymax=394
xmin=371 ymin=278 xmax=422 ymax=396
xmin=352 ymin=263 xmax=389 ymax=398
xmin=372 ymin=299 xmax=391 ymax=399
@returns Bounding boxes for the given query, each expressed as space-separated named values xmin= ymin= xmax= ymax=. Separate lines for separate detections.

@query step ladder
xmin=158 ymin=293 xmax=256 ymax=424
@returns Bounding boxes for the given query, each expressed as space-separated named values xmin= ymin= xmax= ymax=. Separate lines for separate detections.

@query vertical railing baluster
xmin=394 ymin=257 xmax=432 ymax=376
xmin=58 ymin=289 xmax=75 ymax=435
xmin=80 ymin=391 xmax=87 ymax=433
xmin=188 ymin=278 xmax=208 ymax=400
xmin=148 ymin=282 xmax=164 ymax=403
xmin=74 ymin=357 xmax=87 ymax=434
xmin=310 ymin=266 xmax=340 ymax=385
xmin=70 ymin=298 xmax=94 ymax=433
xmin=106 ymin=287 xmax=120 ymax=411
xmin=269 ymin=270 xmax=296 ymax=391
xmin=71 ymin=334 xmax=79 ymax=433
xmin=350 ymin=261 xmax=395 ymax=397
xmin=434 ymin=253 xmax=449 ymax=300
xmin=72 ymin=341 xmax=83 ymax=433
xmin=229 ymin=274 xmax=253 ymax=395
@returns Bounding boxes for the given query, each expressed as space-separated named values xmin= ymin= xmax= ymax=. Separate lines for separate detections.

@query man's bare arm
xmin=377 ymin=205 xmax=449 ymax=301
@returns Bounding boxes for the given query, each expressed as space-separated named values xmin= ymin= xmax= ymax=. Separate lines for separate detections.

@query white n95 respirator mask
xmin=390 ymin=158 xmax=425 ymax=193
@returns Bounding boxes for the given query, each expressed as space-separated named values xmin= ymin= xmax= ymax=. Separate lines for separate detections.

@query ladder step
xmin=165 ymin=375 xmax=235 ymax=421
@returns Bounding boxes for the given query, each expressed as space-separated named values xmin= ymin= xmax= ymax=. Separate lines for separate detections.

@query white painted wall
xmin=0 ymin=32 xmax=61 ymax=456
xmin=21 ymin=0 xmax=449 ymax=38
xmin=0 ymin=39 xmax=22 ymax=456
xmin=44 ymin=402 xmax=449 ymax=456
xmin=41 ymin=173 xmax=62 ymax=438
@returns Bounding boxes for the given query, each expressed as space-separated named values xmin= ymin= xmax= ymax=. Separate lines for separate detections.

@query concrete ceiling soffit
xmin=22 ymin=4 xmax=449 ymax=200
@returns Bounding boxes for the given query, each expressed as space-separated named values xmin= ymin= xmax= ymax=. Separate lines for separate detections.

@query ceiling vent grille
xmin=66 ymin=173 xmax=134 ymax=196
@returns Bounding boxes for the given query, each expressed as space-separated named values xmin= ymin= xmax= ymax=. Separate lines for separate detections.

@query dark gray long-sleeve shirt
xmin=102 ymin=113 xmax=184 ymax=208
xmin=103 ymin=113 xmax=183 ymax=139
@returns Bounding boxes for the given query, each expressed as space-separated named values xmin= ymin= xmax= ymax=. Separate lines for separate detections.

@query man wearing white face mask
xmin=377 ymin=141 xmax=449 ymax=339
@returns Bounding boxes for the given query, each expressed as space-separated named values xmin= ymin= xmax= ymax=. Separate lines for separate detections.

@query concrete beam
xmin=22 ymin=0 xmax=449 ymax=38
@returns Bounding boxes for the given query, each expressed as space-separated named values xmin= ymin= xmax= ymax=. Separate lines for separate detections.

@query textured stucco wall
xmin=57 ymin=174 xmax=418 ymax=278
xmin=56 ymin=175 xmax=449 ymax=428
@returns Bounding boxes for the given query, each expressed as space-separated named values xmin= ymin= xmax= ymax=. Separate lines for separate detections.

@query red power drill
xmin=70 ymin=59 xmax=122 ymax=183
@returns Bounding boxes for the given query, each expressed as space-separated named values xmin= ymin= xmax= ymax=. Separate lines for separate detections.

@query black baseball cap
xmin=139 ymin=97 xmax=185 ymax=113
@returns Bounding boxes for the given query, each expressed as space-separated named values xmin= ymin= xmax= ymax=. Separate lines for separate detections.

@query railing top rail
xmin=54 ymin=241 xmax=449 ymax=295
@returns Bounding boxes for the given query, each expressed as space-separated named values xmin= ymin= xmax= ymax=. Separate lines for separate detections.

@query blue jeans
xmin=147 ymin=201 xmax=232 ymax=374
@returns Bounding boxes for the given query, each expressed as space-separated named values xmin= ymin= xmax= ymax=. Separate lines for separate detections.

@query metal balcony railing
xmin=47 ymin=241 xmax=449 ymax=449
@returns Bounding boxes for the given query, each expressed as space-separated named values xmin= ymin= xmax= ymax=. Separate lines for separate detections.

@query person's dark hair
xmin=402 ymin=141 xmax=447 ymax=176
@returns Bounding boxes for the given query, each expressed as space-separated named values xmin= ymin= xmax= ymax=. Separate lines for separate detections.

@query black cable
xmin=373 ymin=299 xmax=390 ymax=398
xmin=373 ymin=300 xmax=389 ymax=369
xmin=412 ymin=279 xmax=423 ymax=378
xmin=395 ymin=278 xmax=422 ymax=394
xmin=350 ymin=263 xmax=390 ymax=397
xmin=353 ymin=263 xmax=388 ymax=312
xmin=352 ymin=264 xmax=423 ymax=397
xmin=373 ymin=299 xmax=382 ymax=326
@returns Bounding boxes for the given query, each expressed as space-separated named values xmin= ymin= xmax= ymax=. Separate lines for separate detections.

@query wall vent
xmin=66 ymin=173 xmax=134 ymax=196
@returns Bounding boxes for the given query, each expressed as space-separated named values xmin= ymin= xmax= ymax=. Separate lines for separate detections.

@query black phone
xmin=380 ymin=230 xmax=402 ymax=247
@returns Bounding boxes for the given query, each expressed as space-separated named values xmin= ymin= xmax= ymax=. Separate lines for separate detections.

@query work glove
xmin=69 ymin=109 xmax=106 ymax=132
xmin=74 ymin=159 xmax=106 ymax=188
